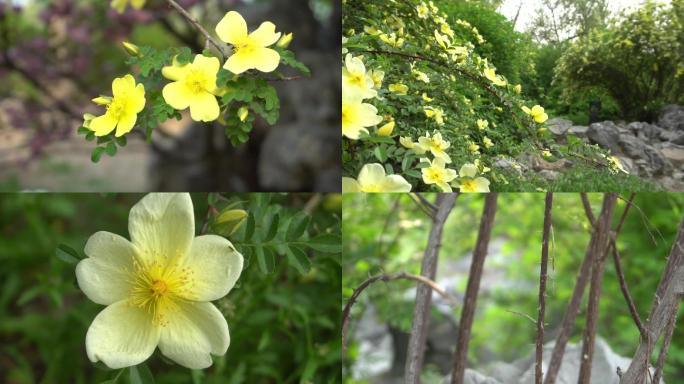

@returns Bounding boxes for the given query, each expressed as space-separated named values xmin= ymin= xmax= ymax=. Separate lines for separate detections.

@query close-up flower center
xmin=185 ymin=70 xmax=209 ymax=95
xmin=235 ymin=38 xmax=257 ymax=55
xmin=107 ymin=99 xmax=126 ymax=119
xmin=151 ymin=279 xmax=168 ymax=297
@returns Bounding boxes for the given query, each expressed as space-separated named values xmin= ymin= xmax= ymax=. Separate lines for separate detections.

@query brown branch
xmin=544 ymin=194 xmax=617 ymax=384
xmin=612 ymin=245 xmax=647 ymax=339
xmin=652 ymin=300 xmax=680 ymax=384
xmin=578 ymin=193 xmax=618 ymax=384
xmin=535 ymin=193 xmax=553 ymax=384
xmin=340 ymin=272 xmax=458 ymax=356
xmin=580 ymin=193 xmax=596 ymax=226
xmin=621 ymin=218 xmax=684 ymax=383
xmin=450 ymin=193 xmax=499 ymax=384
xmin=405 ymin=193 xmax=457 ymax=383
xmin=164 ymin=0 xmax=230 ymax=58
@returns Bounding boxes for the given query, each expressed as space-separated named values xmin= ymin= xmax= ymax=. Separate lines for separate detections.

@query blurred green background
xmin=342 ymin=193 xmax=684 ymax=382
xmin=0 ymin=193 xmax=342 ymax=384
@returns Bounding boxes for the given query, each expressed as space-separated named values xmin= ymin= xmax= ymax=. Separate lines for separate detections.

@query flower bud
xmin=122 ymin=41 xmax=141 ymax=57
xmin=277 ymin=33 xmax=293 ymax=48
xmin=214 ymin=209 xmax=248 ymax=236
xmin=238 ymin=107 xmax=249 ymax=122
xmin=377 ymin=121 xmax=395 ymax=136
xmin=82 ymin=113 xmax=96 ymax=129
xmin=92 ymin=96 xmax=112 ymax=106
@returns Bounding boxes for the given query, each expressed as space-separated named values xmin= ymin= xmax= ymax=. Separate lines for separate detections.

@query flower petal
xmin=378 ymin=175 xmax=412 ymax=192
xmin=112 ymin=74 xmax=136 ymax=98
xmin=188 ymin=92 xmax=220 ymax=122
xmin=76 ymin=232 xmax=138 ymax=305
xmin=224 ymin=52 xmax=255 ymax=75
xmin=342 ymin=177 xmax=361 ymax=193
xmin=115 ymin=113 xmax=137 ymax=137
xmin=162 ymin=62 xmax=190 ymax=82
xmin=162 ymin=81 xmax=192 ymax=111
xmin=249 ymin=21 xmax=281 ymax=47
xmin=357 ymin=163 xmax=386 ymax=188
xmin=216 ymin=11 xmax=248 ymax=45
xmin=90 ymin=113 xmax=118 ymax=137
xmin=182 ymin=235 xmax=243 ymax=301
xmin=251 ymin=47 xmax=281 ymax=73
xmin=159 ymin=302 xmax=229 ymax=369
xmin=128 ymin=193 xmax=195 ymax=265
xmin=86 ymin=300 xmax=160 ymax=369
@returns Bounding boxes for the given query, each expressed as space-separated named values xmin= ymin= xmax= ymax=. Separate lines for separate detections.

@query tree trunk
xmin=450 ymin=193 xmax=499 ymax=384
xmin=404 ymin=193 xmax=457 ymax=383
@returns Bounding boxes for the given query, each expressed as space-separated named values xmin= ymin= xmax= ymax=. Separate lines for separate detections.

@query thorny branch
xmin=340 ymin=272 xmax=458 ymax=356
xmin=535 ymin=193 xmax=553 ymax=384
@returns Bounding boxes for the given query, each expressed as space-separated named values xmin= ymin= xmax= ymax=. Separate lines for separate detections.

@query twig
xmin=450 ymin=193 xmax=499 ymax=384
xmin=652 ymin=300 xmax=680 ymax=384
xmin=164 ymin=0 xmax=230 ymax=58
xmin=303 ymin=193 xmax=323 ymax=214
xmin=340 ymin=272 xmax=458 ymax=355
xmin=578 ymin=193 xmax=618 ymax=384
xmin=612 ymin=245 xmax=647 ymax=339
xmin=405 ymin=194 xmax=457 ymax=384
xmin=507 ymin=309 xmax=538 ymax=325
xmin=536 ymin=193 xmax=553 ymax=384
xmin=580 ymin=193 xmax=596 ymax=227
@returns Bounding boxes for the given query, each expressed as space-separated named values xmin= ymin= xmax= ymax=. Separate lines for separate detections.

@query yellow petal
xmin=162 ymin=61 xmax=191 ymax=81
xmin=130 ymin=83 xmax=146 ymax=113
xmin=162 ymin=82 xmax=192 ymax=110
xmin=215 ymin=11 xmax=248 ymax=45
xmin=158 ymin=301 xmax=229 ymax=369
xmin=189 ymin=92 xmax=220 ymax=122
xmin=224 ymin=52 xmax=253 ymax=75
xmin=116 ymin=112 xmax=137 ymax=137
xmin=249 ymin=21 xmax=281 ymax=47
xmin=342 ymin=177 xmax=361 ymax=192
xmin=90 ymin=113 xmax=118 ymax=137
xmin=180 ymin=235 xmax=243 ymax=301
xmin=112 ymin=74 xmax=136 ymax=98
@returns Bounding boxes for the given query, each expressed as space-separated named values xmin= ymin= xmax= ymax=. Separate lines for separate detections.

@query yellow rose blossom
xmin=400 ymin=137 xmax=427 ymax=155
xmin=162 ymin=54 xmax=221 ymax=122
xmin=343 ymin=163 xmax=412 ymax=193
xmin=342 ymin=54 xmax=377 ymax=100
xmin=422 ymin=93 xmax=433 ymax=102
xmin=389 ymin=83 xmax=409 ymax=95
xmin=379 ymin=33 xmax=404 ymax=48
xmin=412 ymin=69 xmax=430 ymax=83
xmin=476 ymin=119 xmax=489 ymax=130
xmin=522 ymin=105 xmax=549 ymax=124
xmin=483 ymin=67 xmax=507 ymax=86
xmin=216 ymin=11 xmax=282 ymax=74
xmin=422 ymin=158 xmax=457 ymax=192
xmin=369 ymin=69 xmax=385 ymax=89
xmin=469 ymin=142 xmax=480 ymax=154
xmin=514 ymin=84 xmax=522 ymax=94
xmin=89 ymin=74 xmax=145 ymax=138
xmin=542 ymin=150 xmax=552 ymax=158
xmin=76 ymin=193 xmax=243 ymax=369
xmin=483 ymin=136 xmax=494 ymax=149
xmin=417 ymin=131 xmax=452 ymax=163
xmin=458 ymin=164 xmax=491 ymax=193
xmin=342 ymin=92 xmax=382 ymax=140
xmin=416 ymin=3 xmax=429 ymax=18
xmin=111 ymin=0 xmax=145 ymax=13
xmin=423 ymin=106 xmax=445 ymax=125
xmin=364 ymin=26 xmax=381 ymax=36
xmin=377 ymin=121 xmax=395 ymax=136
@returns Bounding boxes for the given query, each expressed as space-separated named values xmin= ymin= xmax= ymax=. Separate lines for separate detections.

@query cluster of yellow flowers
xmin=86 ymin=11 xmax=290 ymax=137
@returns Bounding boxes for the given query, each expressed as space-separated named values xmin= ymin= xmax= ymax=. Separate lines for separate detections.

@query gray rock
xmin=642 ymin=146 xmax=670 ymax=176
xmin=539 ymin=170 xmax=560 ymax=181
xmin=658 ymin=104 xmax=684 ymax=131
xmin=661 ymin=144 xmax=684 ymax=168
xmin=567 ymin=125 xmax=588 ymax=137
xmin=618 ymin=133 xmax=647 ymax=159
xmin=587 ymin=121 xmax=620 ymax=152
xmin=493 ymin=157 xmax=527 ymax=174
xmin=547 ymin=118 xmax=573 ymax=136
xmin=615 ymin=156 xmax=637 ymax=174
xmin=628 ymin=122 xmax=663 ymax=143
xmin=671 ymin=133 xmax=684 ymax=145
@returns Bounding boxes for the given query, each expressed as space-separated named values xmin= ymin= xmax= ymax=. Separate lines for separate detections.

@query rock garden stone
xmin=587 ymin=121 xmax=620 ymax=152
xmin=658 ymin=104 xmax=684 ymax=131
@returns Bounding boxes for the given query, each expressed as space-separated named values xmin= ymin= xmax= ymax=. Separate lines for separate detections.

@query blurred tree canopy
xmin=0 ymin=193 xmax=342 ymax=383
xmin=342 ymin=193 xmax=684 ymax=382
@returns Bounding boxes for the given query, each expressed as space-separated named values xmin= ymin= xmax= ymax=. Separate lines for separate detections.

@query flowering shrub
xmin=77 ymin=2 xmax=309 ymax=163
xmin=342 ymin=0 xmax=632 ymax=192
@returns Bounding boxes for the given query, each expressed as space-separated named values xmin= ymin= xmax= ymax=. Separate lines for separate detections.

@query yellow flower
xmin=469 ymin=142 xmax=480 ymax=154
xmin=342 ymin=93 xmax=382 ymax=140
xmin=422 ymin=158 xmax=457 ymax=192
xmin=514 ymin=84 xmax=522 ymax=94
xmin=417 ymin=131 xmax=451 ymax=163
xmin=76 ymin=193 xmax=243 ymax=369
xmin=162 ymin=55 xmax=221 ymax=122
xmin=343 ymin=163 xmax=412 ymax=193
xmin=89 ymin=74 xmax=145 ymax=138
xmin=416 ymin=3 xmax=429 ymax=18
xmin=608 ymin=156 xmax=628 ymax=174
xmin=342 ymin=54 xmax=377 ymax=99
xmin=364 ymin=26 xmax=381 ymax=36
xmin=483 ymin=67 xmax=507 ymax=87
xmin=476 ymin=119 xmax=489 ymax=130
xmin=458 ymin=164 xmax=490 ymax=193
xmin=422 ymin=93 xmax=433 ymax=102
xmin=400 ymin=136 xmax=427 ymax=155
xmin=277 ymin=33 xmax=293 ymax=48
xmin=379 ymin=33 xmax=404 ymax=48
xmin=377 ymin=120 xmax=395 ymax=136
xmin=522 ymin=105 xmax=549 ymax=124
xmin=423 ymin=106 xmax=445 ymax=126
xmin=413 ymin=69 xmax=430 ymax=83
xmin=216 ymin=11 xmax=282 ymax=74
xmin=389 ymin=83 xmax=409 ymax=95
xmin=542 ymin=150 xmax=552 ymax=158
xmin=483 ymin=136 xmax=494 ymax=148
xmin=369 ymin=69 xmax=385 ymax=89
xmin=111 ymin=0 xmax=145 ymax=13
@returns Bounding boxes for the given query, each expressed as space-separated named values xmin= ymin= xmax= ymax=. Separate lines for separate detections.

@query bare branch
xmin=450 ymin=193 xmax=499 ymax=384
xmin=652 ymin=301 xmax=680 ymax=384
xmin=536 ymin=193 xmax=553 ymax=384
xmin=164 ymin=0 xmax=230 ymax=58
xmin=405 ymin=193 xmax=457 ymax=383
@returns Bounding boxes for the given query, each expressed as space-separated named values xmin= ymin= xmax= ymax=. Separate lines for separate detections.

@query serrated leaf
xmin=255 ymin=245 xmax=275 ymax=274
xmin=129 ymin=364 xmax=155 ymax=384
xmin=286 ymin=246 xmax=311 ymax=274
xmin=55 ymin=244 xmax=81 ymax=264
xmin=306 ymin=234 xmax=341 ymax=253
xmin=286 ymin=212 xmax=310 ymax=240
xmin=277 ymin=49 xmax=311 ymax=76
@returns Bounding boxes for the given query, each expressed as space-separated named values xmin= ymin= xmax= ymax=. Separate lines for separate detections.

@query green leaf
xmin=255 ymin=245 xmax=275 ymax=274
xmin=129 ymin=364 xmax=155 ymax=384
xmin=286 ymin=246 xmax=311 ymax=274
xmin=55 ymin=244 xmax=81 ymax=264
xmin=277 ymin=48 xmax=311 ymax=76
xmin=92 ymin=147 xmax=105 ymax=163
xmin=106 ymin=142 xmax=118 ymax=157
xmin=286 ymin=212 xmax=310 ymax=241
xmin=115 ymin=135 xmax=128 ymax=147
xmin=306 ymin=234 xmax=341 ymax=253
xmin=243 ymin=214 xmax=255 ymax=241
xmin=264 ymin=214 xmax=279 ymax=242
